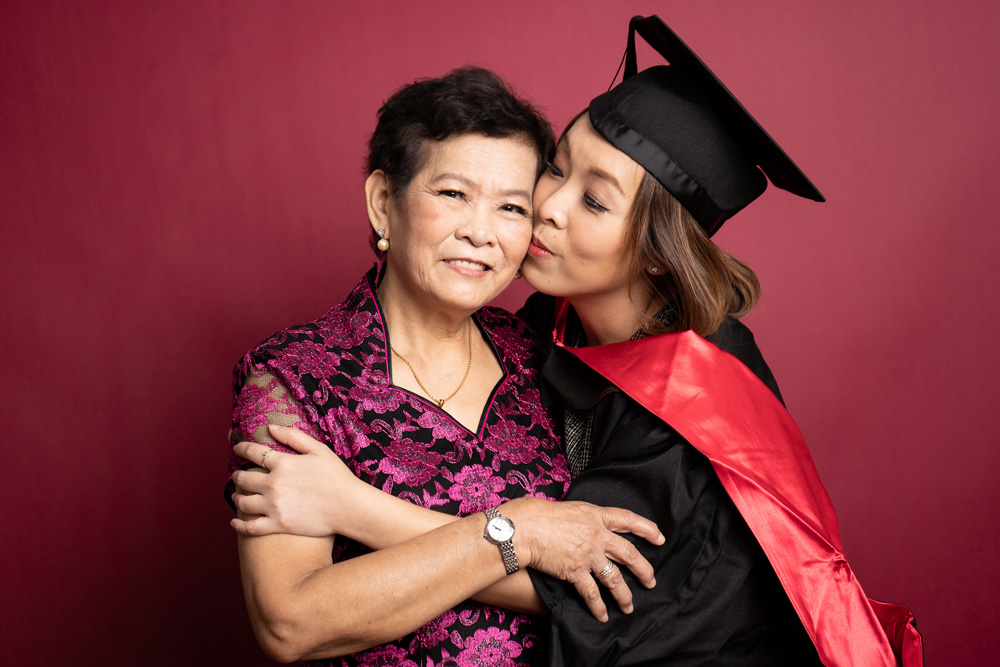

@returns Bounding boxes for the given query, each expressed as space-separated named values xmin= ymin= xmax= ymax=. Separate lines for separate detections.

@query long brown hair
xmin=624 ymin=170 xmax=760 ymax=337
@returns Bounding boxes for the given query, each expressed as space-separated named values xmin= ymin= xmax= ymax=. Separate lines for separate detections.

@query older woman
xmin=226 ymin=66 xmax=662 ymax=665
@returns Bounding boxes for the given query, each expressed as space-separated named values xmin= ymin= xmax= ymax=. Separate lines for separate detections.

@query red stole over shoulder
xmin=553 ymin=301 xmax=922 ymax=667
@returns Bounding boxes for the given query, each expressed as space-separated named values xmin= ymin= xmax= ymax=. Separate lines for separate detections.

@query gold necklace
xmin=390 ymin=317 xmax=473 ymax=408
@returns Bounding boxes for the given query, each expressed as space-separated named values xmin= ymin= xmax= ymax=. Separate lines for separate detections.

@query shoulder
xmin=477 ymin=305 xmax=540 ymax=348
xmin=232 ymin=314 xmax=329 ymax=394
xmin=232 ymin=272 xmax=378 ymax=385
xmin=705 ymin=317 xmax=784 ymax=404
xmin=514 ymin=291 xmax=556 ymax=340
xmin=705 ymin=316 xmax=758 ymax=356
xmin=476 ymin=304 xmax=546 ymax=373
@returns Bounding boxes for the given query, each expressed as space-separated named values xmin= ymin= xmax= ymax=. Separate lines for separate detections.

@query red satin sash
xmin=553 ymin=302 xmax=922 ymax=666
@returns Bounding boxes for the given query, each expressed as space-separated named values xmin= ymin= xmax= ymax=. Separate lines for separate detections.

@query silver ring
xmin=260 ymin=448 xmax=272 ymax=469
xmin=594 ymin=560 xmax=616 ymax=581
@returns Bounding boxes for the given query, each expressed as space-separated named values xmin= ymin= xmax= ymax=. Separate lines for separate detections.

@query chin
xmin=438 ymin=287 xmax=503 ymax=313
xmin=520 ymin=266 xmax=559 ymax=296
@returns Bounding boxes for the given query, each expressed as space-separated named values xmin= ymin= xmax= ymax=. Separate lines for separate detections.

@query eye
xmin=438 ymin=190 xmax=465 ymax=199
xmin=546 ymin=161 xmax=564 ymax=178
xmin=500 ymin=203 xmax=529 ymax=217
xmin=583 ymin=193 xmax=608 ymax=213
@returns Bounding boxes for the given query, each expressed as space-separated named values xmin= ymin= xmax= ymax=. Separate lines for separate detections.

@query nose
xmin=456 ymin=205 xmax=495 ymax=247
xmin=534 ymin=183 xmax=568 ymax=230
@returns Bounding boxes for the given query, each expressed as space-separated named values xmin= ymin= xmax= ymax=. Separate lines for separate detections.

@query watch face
xmin=486 ymin=517 xmax=514 ymax=543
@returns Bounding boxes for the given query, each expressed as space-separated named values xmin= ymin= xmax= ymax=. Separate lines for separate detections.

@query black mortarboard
xmin=588 ymin=15 xmax=824 ymax=236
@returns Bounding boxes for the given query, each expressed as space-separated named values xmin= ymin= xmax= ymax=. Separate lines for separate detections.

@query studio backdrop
xmin=3 ymin=1 xmax=999 ymax=664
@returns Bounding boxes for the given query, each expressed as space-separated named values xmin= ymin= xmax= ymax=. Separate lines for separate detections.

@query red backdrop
xmin=3 ymin=1 xmax=998 ymax=663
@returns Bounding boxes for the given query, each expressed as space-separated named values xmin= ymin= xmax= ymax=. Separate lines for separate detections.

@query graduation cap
xmin=588 ymin=15 xmax=824 ymax=236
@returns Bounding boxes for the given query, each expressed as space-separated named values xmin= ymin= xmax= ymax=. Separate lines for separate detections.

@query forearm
xmin=233 ymin=429 xmax=662 ymax=633
xmin=346 ymin=483 xmax=547 ymax=615
xmin=472 ymin=570 xmax=547 ymax=615
xmin=241 ymin=509 xmax=533 ymax=661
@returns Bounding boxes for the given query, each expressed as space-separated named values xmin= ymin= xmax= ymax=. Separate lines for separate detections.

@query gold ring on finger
xmin=594 ymin=560 xmax=616 ymax=581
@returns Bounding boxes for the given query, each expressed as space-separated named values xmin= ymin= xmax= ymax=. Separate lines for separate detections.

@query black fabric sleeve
xmin=526 ymin=379 xmax=819 ymax=666
xmin=526 ymin=396 xmax=761 ymax=666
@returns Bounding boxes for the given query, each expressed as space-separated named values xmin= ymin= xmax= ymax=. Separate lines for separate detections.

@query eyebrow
xmin=432 ymin=173 xmax=531 ymax=200
xmin=559 ymin=136 xmax=626 ymax=196
xmin=588 ymin=167 xmax=625 ymax=196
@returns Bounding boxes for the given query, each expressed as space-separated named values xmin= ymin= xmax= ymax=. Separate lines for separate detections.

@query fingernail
xmin=647 ymin=578 xmax=657 ymax=589
xmin=600 ymin=614 xmax=609 ymax=623
xmin=269 ymin=424 xmax=284 ymax=431
xmin=623 ymin=604 xmax=633 ymax=614
xmin=657 ymin=532 xmax=666 ymax=544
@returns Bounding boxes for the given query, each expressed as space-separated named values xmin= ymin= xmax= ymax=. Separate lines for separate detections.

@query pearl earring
xmin=648 ymin=266 xmax=659 ymax=274
xmin=376 ymin=228 xmax=390 ymax=252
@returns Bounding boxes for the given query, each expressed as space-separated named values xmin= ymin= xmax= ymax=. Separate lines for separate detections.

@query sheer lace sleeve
xmin=226 ymin=368 xmax=323 ymax=482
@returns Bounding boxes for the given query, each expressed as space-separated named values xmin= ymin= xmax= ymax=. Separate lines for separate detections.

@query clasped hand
xmin=230 ymin=425 xmax=664 ymax=621
xmin=231 ymin=425 xmax=365 ymax=540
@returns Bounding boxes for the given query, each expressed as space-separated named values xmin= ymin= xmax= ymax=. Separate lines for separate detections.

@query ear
xmin=365 ymin=170 xmax=392 ymax=235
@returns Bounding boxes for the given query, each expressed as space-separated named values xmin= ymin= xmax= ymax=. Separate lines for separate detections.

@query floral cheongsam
xmin=228 ymin=267 xmax=570 ymax=667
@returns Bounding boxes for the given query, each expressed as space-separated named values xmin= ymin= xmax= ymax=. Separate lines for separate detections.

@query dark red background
xmin=3 ymin=1 xmax=997 ymax=664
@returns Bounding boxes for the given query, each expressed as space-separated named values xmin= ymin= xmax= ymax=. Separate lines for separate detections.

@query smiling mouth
xmin=445 ymin=259 xmax=492 ymax=271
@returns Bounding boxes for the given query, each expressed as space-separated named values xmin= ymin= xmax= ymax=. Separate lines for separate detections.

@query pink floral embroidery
xmin=322 ymin=309 xmax=375 ymax=348
xmin=417 ymin=410 xmax=468 ymax=441
xmin=410 ymin=610 xmax=458 ymax=651
xmin=489 ymin=324 xmax=533 ymax=369
xmin=282 ymin=339 xmax=344 ymax=378
xmin=546 ymin=457 xmax=572 ymax=485
xmin=378 ymin=438 xmax=445 ymax=486
xmin=483 ymin=419 xmax=539 ymax=466
xmin=455 ymin=627 xmax=523 ymax=666
xmin=229 ymin=269 xmax=568 ymax=667
xmin=232 ymin=381 xmax=276 ymax=438
xmin=513 ymin=387 xmax=551 ymax=425
xmin=323 ymin=405 xmax=371 ymax=458
xmin=349 ymin=363 xmax=405 ymax=414
xmin=447 ymin=464 xmax=506 ymax=514
xmin=353 ymin=644 xmax=418 ymax=667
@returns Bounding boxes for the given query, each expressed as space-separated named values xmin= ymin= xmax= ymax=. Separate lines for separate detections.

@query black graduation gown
xmin=518 ymin=293 xmax=822 ymax=667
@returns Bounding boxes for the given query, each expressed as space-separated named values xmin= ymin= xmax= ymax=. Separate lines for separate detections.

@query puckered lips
xmin=527 ymin=236 xmax=554 ymax=258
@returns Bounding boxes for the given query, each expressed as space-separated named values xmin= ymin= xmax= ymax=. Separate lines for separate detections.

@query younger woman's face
xmin=521 ymin=115 xmax=644 ymax=303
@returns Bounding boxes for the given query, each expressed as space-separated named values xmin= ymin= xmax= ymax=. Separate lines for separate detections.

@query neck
xmin=569 ymin=287 xmax=662 ymax=347
xmin=376 ymin=266 xmax=473 ymax=355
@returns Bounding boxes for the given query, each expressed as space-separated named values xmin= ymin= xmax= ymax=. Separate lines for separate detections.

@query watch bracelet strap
xmin=484 ymin=507 xmax=520 ymax=575
xmin=498 ymin=540 xmax=519 ymax=575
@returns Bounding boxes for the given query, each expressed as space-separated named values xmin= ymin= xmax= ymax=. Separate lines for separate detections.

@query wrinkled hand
xmin=230 ymin=424 xmax=363 ymax=538
xmin=503 ymin=497 xmax=664 ymax=622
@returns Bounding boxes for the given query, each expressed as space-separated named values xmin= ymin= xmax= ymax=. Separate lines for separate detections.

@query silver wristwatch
xmin=483 ymin=506 xmax=519 ymax=575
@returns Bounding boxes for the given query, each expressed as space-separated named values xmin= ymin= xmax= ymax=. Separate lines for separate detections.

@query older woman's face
xmin=382 ymin=134 xmax=537 ymax=313
xmin=522 ymin=115 xmax=644 ymax=303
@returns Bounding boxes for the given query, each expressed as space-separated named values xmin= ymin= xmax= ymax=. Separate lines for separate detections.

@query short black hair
xmin=366 ymin=67 xmax=554 ymax=233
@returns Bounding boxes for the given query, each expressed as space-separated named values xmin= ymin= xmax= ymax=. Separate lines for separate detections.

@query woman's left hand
xmin=230 ymin=425 xmax=365 ymax=538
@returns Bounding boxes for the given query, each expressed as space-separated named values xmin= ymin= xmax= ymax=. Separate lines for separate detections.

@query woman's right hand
xmin=502 ymin=496 xmax=665 ymax=622
xmin=230 ymin=424 xmax=368 ymax=540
